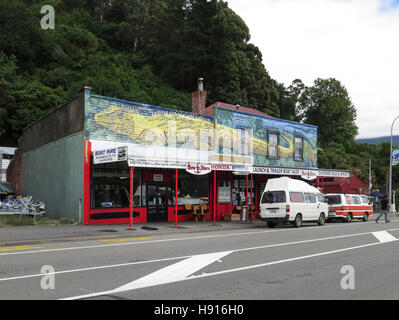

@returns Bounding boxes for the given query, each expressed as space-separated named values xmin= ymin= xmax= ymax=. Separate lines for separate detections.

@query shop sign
xmin=128 ymin=159 xmax=186 ymax=169
xmin=252 ymin=166 xmax=301 ymax=176
xmin=153 ymin=174 xmax=163 ymax=182
xmin=211 ymin=164 xmax=232 ymax=171
xmin=300 ymin=170 xmax=318 ymax=180
xmin=93 ymin=146 xmax=127 ymax=164
xmin=318 ymin=170 xmax=350 ymax=178
xmin=186 ymin=163 xmax=212 ymax=175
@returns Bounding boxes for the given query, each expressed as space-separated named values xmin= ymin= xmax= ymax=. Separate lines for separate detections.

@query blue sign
xmin=393 ymin=150 xmax=399 ymax=166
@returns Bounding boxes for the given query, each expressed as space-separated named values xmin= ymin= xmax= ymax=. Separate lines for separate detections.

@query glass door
xmin=146 ymin=182 xmax=171 ymax=221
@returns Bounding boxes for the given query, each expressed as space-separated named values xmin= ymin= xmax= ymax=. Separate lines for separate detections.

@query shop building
xmin=319 ymin=173 xmax=366 ymax=195
xmin=8 ymin=84 xmax=350 ymax=224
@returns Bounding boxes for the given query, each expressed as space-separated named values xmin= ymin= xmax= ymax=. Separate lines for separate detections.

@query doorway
xmin=146 ymin=182 xmax=172 ymax=222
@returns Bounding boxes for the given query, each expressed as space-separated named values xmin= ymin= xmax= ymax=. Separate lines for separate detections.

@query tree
xmin=299 ymin=78 xmax=358 ymax=148
xmin=145 ymin=0 xmax=280 ymax=116
xmin=275 ymin=79 xmax=305 ymax=121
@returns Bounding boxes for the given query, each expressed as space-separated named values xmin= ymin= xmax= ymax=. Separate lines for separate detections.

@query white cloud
xmin=226 ymin=0 xmax=399 ymax=138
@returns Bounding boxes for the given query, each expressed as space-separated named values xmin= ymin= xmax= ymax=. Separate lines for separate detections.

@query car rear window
xmin=261 ymin=191 xmax=286 ymax=203
xmin=326 ymin=195 xmax=341 ymax=205
xmin=290 ymin=192 xmax=304 ymax=203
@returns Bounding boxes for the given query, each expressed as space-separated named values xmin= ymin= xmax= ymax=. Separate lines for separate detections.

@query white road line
xmin=63 ymin=238 xmax=397 ymax=300
xmin=62 ymin=251 xmax=232 ymax=300
xmin=372 ymin=231 xmax=397 ymax=243
xmin=1 ymin=220 xmax=397 ymax=256
xmin=0 ymin=256 xmax=189 ymax=282
xmin=2 ymin=227 xmax=399 ymax=283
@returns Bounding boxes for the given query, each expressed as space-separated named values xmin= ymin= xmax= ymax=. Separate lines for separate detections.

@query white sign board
xmin=318 ymin=170 xmax=350 ymax=178
xmin=93 ymin=146 xmax=127 ymax=164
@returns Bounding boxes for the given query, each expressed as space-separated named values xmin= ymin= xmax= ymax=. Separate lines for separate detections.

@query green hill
xmin=0 ymin=0 xmax=280 ymax=146
xmin=357 ymin=136 xmax=399 ymax=146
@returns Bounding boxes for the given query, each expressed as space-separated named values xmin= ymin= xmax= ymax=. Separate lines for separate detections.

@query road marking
xmin=62 ymin=251 xmax=232 ymax=300
xmin=62 ymin=237 xmax=396 ymax=300
xmin=0 ymin=245 xmax=43 ymax=252
xmin=372 ymin=231 xmax=397 ymax=243
xmin=0 ymin=256 xmax=187 ymax=282
xmin=100 ymin=237 xmax=150 ymax=242
xmin=0 ymin=221 xmax=397 ymax=257
xmin=2 ymin=227 xmax=399 ymax=283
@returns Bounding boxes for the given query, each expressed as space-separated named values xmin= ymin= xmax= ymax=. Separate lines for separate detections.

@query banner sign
xmin=93 ymin=146 xmax=127 ymax=164
xmin=317 ymin=170 xmax=350 ymax=178
xmin=128 ymin=158 xmax=186 ymax=169
xmin=251 ymin=166 xmax=301 ymax=175
xmin=211 ymin=164 xmax=251 ymax=172
xmin=252 ymin=166 xmax=350 ymax=178
xmin=186 ymin=163 xmax=212 ymax=175
xmin=393 ymin=150 xmax=399 ymax=166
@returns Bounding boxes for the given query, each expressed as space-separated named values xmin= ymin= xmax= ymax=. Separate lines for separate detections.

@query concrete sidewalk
xmin=0 ymin=220 xmax=264 ymax=246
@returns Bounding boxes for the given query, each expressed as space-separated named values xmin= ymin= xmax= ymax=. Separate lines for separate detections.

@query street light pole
xmin=389 ymin=116 xmax=399 ymax=211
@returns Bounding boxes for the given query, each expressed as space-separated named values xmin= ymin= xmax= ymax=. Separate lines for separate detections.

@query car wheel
xmin=346 ymin=213 xmax=353 ymax=223
xmin=293 ymin=214 xmax=302 ymax=228
xmin=318 ymin=213 xmax=326 ymax=226
xmin=362 ymin=212 xmax=369 ymax=222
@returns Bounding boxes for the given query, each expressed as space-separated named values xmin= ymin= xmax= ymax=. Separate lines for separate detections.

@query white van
xmin=260 ymin=177 xmax=328 ymax=228
xmin=325 ymin=193 xmax=373 ymax=222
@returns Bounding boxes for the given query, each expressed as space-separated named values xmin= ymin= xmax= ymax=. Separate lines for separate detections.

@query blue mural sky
xmin=227 ymin=0 xmax=399 ymax=140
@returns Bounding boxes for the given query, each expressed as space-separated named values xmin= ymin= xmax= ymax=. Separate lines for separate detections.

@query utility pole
xmin=389 ymin=116 xmax=399 ymax=212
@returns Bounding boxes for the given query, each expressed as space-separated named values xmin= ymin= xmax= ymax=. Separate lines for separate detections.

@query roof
xmin=264 ymin=177 xmax=319 ymax=193
xmin=205 ymin=102 xmax=273 ymax=118
xmin=0 ymin=147 xmax=16 ymax=155
xmin=321 ymin=173 xmax=365 ymax=187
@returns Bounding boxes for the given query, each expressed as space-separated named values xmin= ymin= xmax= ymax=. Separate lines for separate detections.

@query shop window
xmin=239 ymin=128 xmax=251 ymax=156
xmin=294 ymin=136 xmax=304 ymax=161
xmin=172 ymin=172 xmax=209 ymax=205
xmin=268 ymin=132 xmax=279 ymax=158
xmin=233 ymin=177 xmax=254 ymax=206
xmin=90 ymin=160 xmax=141 ymax=209
xmin=217 ymin=180 xmax=232 ymax=203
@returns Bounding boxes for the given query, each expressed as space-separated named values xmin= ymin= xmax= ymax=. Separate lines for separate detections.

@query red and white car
xmin=325 ymin=193 xmax=373 ymax=222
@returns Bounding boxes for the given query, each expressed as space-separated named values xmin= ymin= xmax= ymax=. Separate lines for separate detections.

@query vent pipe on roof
xmin=198 ymin=77 xmax=204 ymax=91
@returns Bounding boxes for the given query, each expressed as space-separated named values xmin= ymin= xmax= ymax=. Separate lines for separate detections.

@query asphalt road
xmin=0 ymin=219 xmax=398 ymax=301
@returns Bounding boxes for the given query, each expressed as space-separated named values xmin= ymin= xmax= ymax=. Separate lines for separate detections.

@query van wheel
xmin=318 ymin=213 xmax=326 ymax=226
xmin=293 ymin=214 xmax=302 ymax=228
xmin=362 ymin=212 xmax=369 ymax=222
xmin=346 ymin=213 xmax=353 ymax=223
xmin=267 ymin=221 xmax=277 ymax=228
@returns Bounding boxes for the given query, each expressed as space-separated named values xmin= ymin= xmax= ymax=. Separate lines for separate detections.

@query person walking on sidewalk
xmin=376 ymin=195 xmax=390 ymax=223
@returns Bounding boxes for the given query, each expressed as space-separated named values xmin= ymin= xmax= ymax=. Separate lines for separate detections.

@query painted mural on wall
xmin=214 ymin=107 xmax=318 ymax=168
xmin=86 ymin=94 xmax=254 ymax=166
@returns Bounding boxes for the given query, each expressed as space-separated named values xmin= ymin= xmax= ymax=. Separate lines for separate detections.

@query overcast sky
xmin=226 ymin=0 xmax=399 ymax=139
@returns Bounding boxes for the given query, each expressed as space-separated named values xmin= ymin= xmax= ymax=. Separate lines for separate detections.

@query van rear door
xmin=260 ymin=191 xmax=287 ymax=217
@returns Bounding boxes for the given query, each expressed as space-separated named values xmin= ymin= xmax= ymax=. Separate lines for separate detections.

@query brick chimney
xmin=192 ymin=78 xmax=207 ymax=115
